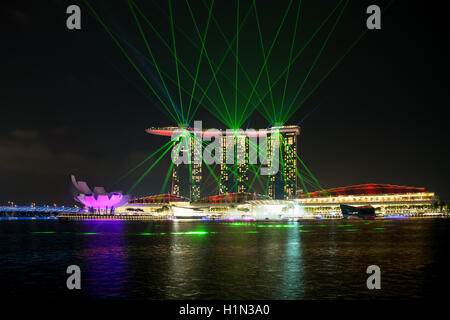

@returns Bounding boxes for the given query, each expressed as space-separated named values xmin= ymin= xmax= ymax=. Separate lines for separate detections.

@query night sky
xmin=1 ymin=0 xmax=448 ymax=205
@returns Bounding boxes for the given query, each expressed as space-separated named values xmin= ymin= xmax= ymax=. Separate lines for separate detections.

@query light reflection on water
xmin=80 ymin=222 xmax=129 ymax=299
xmin=0 ymin=219 xmax=448 ymax=299
xmin=279 ymin=225 xmax=304 ymax=299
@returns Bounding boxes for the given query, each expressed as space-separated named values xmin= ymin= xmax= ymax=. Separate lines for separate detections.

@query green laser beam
xmin=234 ymin=0 xmax=240 ymax=126
xmin=281 ymin=0 xmax=302 ymax=112
xmin=128 ymin=0 xmax=181 ymax=123
xmin=168 ymin=0 xmax=184 ymax=122
xmin=186 ymin=0 xmax=215 ymax=123
xmin=185 ymin=0 xmax=234 ymax=127
xmin=238 ymin=0 xmax=294 ymax=126
xmin=198 ymin=0 xmax=272 ymax=127
xmin=83 ymin=0 xmax=181 ymax=124
xmin=114 ymin=139 xmax=174 ymax=185
xmin=253 ymin=0 xmax=277 ymax=120
xmin=248 ymin=0 xmax=345 ymax=121
xmin=282 ymin=0 xmax=349 ymax=122
xmin=127 ymin=142 xmax=173 ymax=193
xmin=130 ymin=0 xmax=232 ymax=126
xmin=283 ymin=0 xmax=397 ymax=122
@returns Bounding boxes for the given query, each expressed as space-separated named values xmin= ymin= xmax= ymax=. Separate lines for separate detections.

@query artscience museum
xmin=71 ymin=175 xmax=131 ymax=214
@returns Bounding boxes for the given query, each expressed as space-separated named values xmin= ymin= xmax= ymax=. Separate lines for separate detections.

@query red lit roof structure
xmin=198 ymin=192 xmax=271 ymax=204
xmin=299 ymin=184 xmax=429 ymax=198
xmin=129 ymin=194 xmax=188 ymax=204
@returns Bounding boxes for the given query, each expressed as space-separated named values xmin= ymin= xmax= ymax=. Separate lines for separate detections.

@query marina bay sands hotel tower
xmin=267 ymin=125 xmax=300 ymax=200
xmin=219 ymin=134 xmax=249 ymax=194
xmin=171 ymin=133 xmax=202 ymax=201
xmin=146 ymin=125 xmax=300 ymax=201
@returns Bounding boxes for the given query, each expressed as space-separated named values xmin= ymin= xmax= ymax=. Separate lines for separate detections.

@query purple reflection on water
xmin=385 ymin=215 xmax=410 ymax=219
xmin=79 ymin=222 xmax=130 ymax=299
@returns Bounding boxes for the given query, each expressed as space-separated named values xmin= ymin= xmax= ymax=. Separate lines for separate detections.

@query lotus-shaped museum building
xmin=71 ymin=175 xmax=131 ymax=214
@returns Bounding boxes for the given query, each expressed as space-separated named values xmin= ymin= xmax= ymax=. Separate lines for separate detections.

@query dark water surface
xmin=0 ymin=219 xmax=448 ymax=300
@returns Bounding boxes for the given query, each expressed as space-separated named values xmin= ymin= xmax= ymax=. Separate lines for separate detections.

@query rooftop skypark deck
xmin=146 ymin=125 xmax=300 ymax=137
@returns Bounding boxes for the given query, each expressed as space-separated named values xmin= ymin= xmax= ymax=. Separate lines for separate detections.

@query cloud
xmin=0 ymin=129 xmax=150 ymax=178
xmin=5 ymin=8 xmax=31 ymax=26
xmin=9 ymin=129 xmax=39 ymax=140
xmin=0 ymin=128 xmax=168 ymax=202
xmin=0 ymin=134 xmax=85 ymax=174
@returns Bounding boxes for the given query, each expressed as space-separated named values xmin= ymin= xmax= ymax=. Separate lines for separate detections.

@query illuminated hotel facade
xmin=146 ymin=125 xmax=300 ymax=201
xmin=219 ymin=125 xmax=300 ymax=198
xmin=267 ymin=125 xmax=300 ymax=200
xmin=168 ymin=130 xmax=202 ymax=201
xmin=220 ymin=135 xmax=249 ymax=194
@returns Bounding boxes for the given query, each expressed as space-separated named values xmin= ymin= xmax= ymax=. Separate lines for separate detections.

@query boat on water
xmin=340 ymin=204 xmax=376 ymax=219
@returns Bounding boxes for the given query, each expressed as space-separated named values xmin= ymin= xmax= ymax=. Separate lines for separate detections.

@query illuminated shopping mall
xmin=64 ymin=176 xmax=444 ymax=220
xmin=103 ymin=183 xmax=442 ymax=220
xmin=295 ymin=184 xmax=439 ymax=216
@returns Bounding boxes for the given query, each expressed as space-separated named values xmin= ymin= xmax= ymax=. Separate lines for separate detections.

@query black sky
xmin=0 ymin=0 xmax=449 ymax=205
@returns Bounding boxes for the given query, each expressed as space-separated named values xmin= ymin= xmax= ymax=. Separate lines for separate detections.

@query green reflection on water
xmin=31 ymin=232 xmax=56 ymax=234
xmin=374 ymin=228 xmax=386 ymax=230
xmin=171 ymin=231 xmax=209 ymax=235
xmin=140 ymin=232 xmax=167 ymax=236
xmin=140 ymin=231 xmax=216 ymax=236
xmin=139 ymin=230 xmax=259 ymax=236
xmin=344 ymin=229 xmax=358 ymax=232
xmin=256 ymin=224 xmax=299 ymax=228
